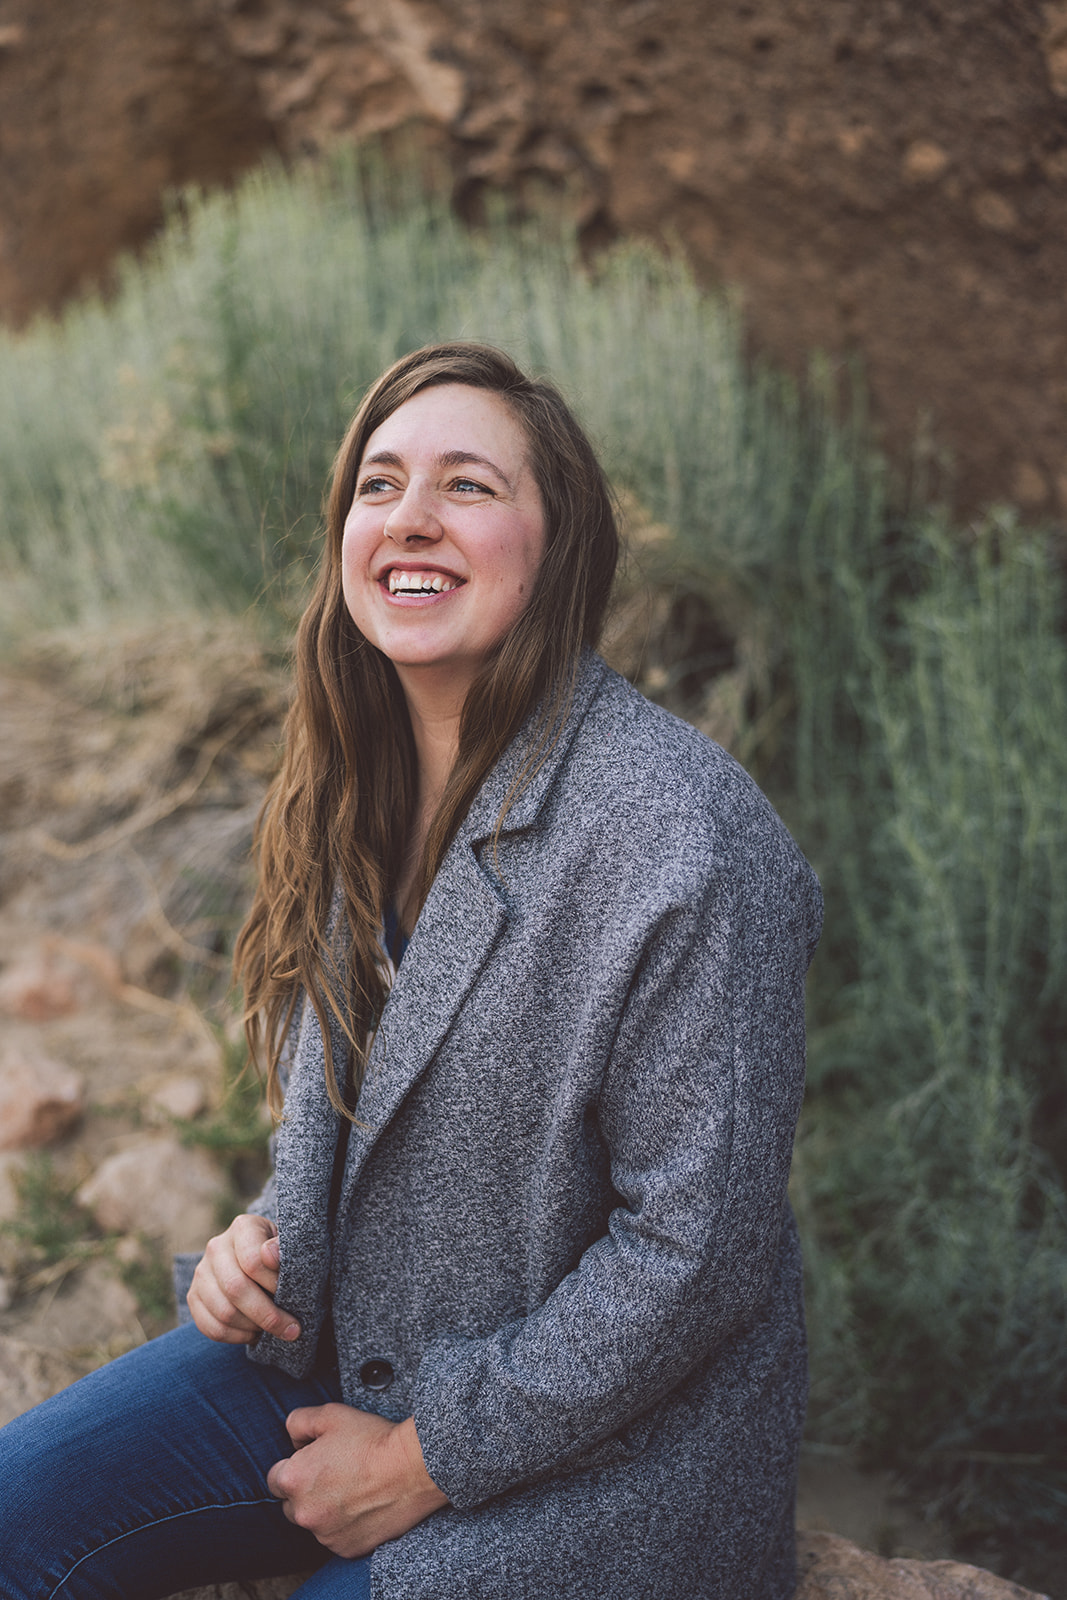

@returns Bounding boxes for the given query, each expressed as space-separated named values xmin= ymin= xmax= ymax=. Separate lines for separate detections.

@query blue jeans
xmin=0 ymin=1323 xmax=374 ymax=1600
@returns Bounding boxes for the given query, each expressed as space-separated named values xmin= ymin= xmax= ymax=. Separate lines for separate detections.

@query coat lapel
xmin=337 ymin=651 xmax=609 ymax=1204
xmin=337 ymin=831 xmax=508 ymax=1201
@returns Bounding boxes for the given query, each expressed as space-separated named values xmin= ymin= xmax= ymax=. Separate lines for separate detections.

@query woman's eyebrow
xmin=360 ymin=447 xmax=515 ymax=492
xmin=435 ymin=449 xmax=514 ymax=491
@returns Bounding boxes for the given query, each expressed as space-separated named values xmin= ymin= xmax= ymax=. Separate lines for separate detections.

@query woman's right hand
xmin=187 ymin=1213 xmax=301 ymax=1345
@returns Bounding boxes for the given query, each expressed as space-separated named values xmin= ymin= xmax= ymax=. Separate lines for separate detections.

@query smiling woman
xmin=0 ymin=343 xmax=822 ymax=1600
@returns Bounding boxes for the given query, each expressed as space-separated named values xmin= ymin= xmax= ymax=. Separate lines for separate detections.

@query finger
xmin=188 ymin=1303 xmax=257 ymax=1345
xmin=186 ymin=1274 xmax=260 ymax=1344
xmin=231 ymin=1217 xmax=281 ymax=1294
xmin=186 ymin=1280 xmax=258 ymax=1343
xmin=194 ymin=1247 xmax=300 ymax=1341
xmin=266 ymin=1457 xmax=293 ymax=1502
xmin=285 ymin=1406 xmax=328 ymax=1448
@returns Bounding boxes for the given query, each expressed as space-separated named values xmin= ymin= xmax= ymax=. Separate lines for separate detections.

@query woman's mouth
xmin=384 ymin=569 xmax=464 ymax=596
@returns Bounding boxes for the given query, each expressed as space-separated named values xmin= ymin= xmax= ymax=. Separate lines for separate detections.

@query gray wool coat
xmin=177 ymin=652 xmax=822 ymax=1600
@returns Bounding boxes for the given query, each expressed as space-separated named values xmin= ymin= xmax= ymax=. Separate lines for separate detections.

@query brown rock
xmin=160 ymin=1534 xmax=1053 ymax=1600
xmin=903 ymin=140 xmax=950 ymax=182
xmin=796 ymin=1531 xmax=1049 ymax=1599
xmin=0 ymin=0 xmax=1066 ymax=518
xmin=145 ymin=1074 xmax=209 ymax=1123
xmin=0 ymin=0 xmax=276 ymax=324
xmin=76 ymin=1136 xmax=227 ymax=1254
xmin=0 ymin=1334 xmax=90 ymax=1429
xmin=0 ymin=1039 xmax=85 ymax=1150
xmin=14 ymin=1259 xmax=143 ymax=1357
xmin=0 ymin=947 xmax=81 ymax=1020
xmin=972 ymin=190 xmax=1020 ymax=234
xmin=348 ymin=0 xmax=465 ymax=123
xmin=0 ymin=938 xmax=123 ymax=1022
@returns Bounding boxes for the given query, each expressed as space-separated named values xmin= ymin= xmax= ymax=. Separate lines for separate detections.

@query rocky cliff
xmin=1 ymin=0 xmax=1065 ymax=514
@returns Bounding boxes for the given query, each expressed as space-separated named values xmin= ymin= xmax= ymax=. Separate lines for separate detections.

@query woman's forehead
xmin=362 ymin=384 xmax=530 ymax=472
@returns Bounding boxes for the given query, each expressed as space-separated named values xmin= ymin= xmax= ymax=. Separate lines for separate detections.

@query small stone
xmin=903 ymin=140 xmax=950 ymax=182
xmin=76 ymin=1136 xmax=228 ymax=1255
xmin=0 ymin=1041 xmax=85 ymax=1151
xmin=662 ymin=145 xmax=698 ymax=181
xmin=836 ymin=125 xmax=873 ymax=158
xmin=0 ymin=939 xmax=121 ymax=1022
xmin=972 ymin=189 xmax=1018 ymax=233
xmin=0 ymin=949 xmax=79 ymax=1021
xmin=147 ymin=1075 xmax=208 ymax=1123
xmin=113 ymin=1233 xmax=146 ymax=1267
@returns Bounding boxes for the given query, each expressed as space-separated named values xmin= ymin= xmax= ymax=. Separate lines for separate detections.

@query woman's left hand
xmin=266 ymin=1406 xmax=450 ymax=1558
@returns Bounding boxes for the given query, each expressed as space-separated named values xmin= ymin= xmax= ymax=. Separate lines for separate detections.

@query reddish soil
xmin=0 ymin=0 xmax=1065 ymax=511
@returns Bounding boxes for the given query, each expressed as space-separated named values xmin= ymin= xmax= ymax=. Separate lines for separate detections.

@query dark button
xmin=359 ymin=1358 xmax=394 ymax=1391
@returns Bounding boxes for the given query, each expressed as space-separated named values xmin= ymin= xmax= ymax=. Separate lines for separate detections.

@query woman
xmin=0 ymin=342 xmax=821 ymax=1599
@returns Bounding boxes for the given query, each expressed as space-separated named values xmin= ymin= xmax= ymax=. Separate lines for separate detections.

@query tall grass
xmin=789 ymin=515 xmax=1067 ymax=1535
xmin=1 ymin=147 xmax=1064 ymax=1545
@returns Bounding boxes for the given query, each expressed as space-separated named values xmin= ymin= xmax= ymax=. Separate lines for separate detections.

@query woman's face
xmin=341 ymin=384 xmax=546 ymax=699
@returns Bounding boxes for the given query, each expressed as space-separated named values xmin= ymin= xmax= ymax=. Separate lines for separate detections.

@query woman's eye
xmin=452 ymin=478 xmax=492 ymax=495
xmin=357 ymin=476 xmax=393 ymax=496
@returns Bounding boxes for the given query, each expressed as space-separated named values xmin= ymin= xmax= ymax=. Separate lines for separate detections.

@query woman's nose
xmin=384 ymin=483 xmax=443 ymax=545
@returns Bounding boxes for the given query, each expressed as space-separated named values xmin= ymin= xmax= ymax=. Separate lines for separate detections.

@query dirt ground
xmin=0 ymin=0 xmax=1066 ymax=518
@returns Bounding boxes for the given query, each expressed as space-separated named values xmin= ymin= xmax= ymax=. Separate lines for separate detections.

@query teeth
xmin=387 ymin=570 xmax=458 ymax=594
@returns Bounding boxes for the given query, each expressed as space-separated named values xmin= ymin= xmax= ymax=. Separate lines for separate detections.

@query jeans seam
xmin=48 ymin=1496 xmax=280 ymax=1599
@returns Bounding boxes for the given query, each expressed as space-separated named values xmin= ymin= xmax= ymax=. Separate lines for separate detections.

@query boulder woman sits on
xmin=0 ymin=342 xmax=822 ymax=1599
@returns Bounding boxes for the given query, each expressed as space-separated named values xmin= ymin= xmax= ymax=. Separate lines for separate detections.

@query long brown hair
xmin=234 ymin=342 xmax=619 ymax=1118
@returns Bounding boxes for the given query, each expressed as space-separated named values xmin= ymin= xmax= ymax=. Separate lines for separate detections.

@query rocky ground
xmin=0 ymin=611 xmax=1055 ymax=1599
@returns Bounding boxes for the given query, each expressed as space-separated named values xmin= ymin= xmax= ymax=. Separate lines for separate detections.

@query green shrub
xmin=1 ymin=146 xmax=1064 ymax=1544
xmin=0 ymin=148 xmax=877 ymax=642
xmin=789 ymin=515 xmax=1067 ymax=1534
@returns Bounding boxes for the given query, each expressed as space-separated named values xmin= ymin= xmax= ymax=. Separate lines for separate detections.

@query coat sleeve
xmin=410 ymin=809 xmax=822 ymax=1509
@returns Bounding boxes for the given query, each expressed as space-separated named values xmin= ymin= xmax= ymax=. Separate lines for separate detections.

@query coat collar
xmin=455 ymin=649 xmax=608 ymax=844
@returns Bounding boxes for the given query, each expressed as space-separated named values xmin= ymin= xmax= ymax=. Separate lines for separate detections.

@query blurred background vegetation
xmin=1 ymin=148 xmax=1064 ymax=1563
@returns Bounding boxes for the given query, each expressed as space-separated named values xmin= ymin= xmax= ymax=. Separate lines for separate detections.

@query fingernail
xmin=282 ymin=1322 xmax=300 ymax=1341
